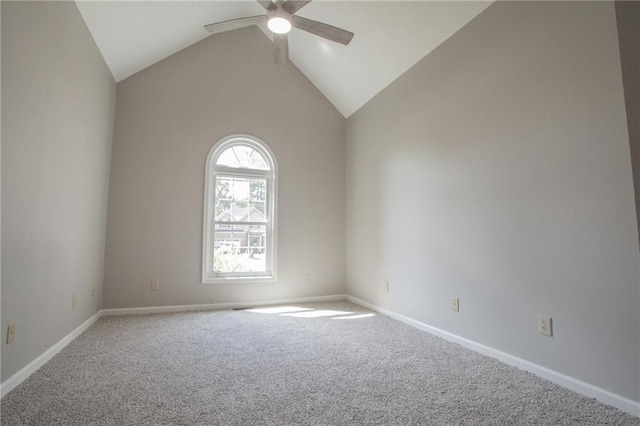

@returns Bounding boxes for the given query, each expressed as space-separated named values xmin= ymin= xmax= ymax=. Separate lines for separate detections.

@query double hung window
xmin=203 ymin=135 xmax=277 ymax=283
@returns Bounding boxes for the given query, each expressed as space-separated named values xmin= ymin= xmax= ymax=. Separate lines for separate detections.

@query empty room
xmin=2 ymin=0 xmax=639 ymax=424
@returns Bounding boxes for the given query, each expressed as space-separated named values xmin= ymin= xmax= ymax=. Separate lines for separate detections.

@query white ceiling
xmin=76 ymin=1 xmax=492 ymax=117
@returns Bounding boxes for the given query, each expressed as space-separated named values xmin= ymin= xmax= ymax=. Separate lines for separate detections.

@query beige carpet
xmin=2 ymin=301 xmax=639 ymax=425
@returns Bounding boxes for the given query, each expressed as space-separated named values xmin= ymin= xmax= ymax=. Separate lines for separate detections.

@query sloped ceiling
xmin=76 ymin=1 xmax=492 ymax=117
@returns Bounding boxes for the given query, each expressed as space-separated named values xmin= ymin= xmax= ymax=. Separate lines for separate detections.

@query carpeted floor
xmin=1 ymin=301 xmax=639 ymax=425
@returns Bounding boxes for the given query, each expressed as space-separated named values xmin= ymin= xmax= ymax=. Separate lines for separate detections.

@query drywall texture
xmin=105 ymin=27 xmax=345 ymax=308
xmin=346 ymin=1 xmax=640 ymax=403
xmin=1 ymin=2 xmax=115 ymax=381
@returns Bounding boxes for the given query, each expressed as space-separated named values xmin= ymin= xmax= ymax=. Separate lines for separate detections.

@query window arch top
xmin=216 ymin=144 xmax=270 ymax=170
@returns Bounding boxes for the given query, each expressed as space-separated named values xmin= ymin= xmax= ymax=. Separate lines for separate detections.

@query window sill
xmin=202 ymin=275 xmax=277 ymax=285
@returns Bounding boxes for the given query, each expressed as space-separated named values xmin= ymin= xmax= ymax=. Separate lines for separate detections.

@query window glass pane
xmin=213 ymin=224 xmax=267 ymax=273
xmin=249 ymin=202 xmax=266 ymax=219
xmin=233 ymin=178 xmax=250 ymax=203
xmin=216 ymin=145 xmax=269 ymax=170
xmin=215 ymin=177 xmax=233 ymax=218
xmin=216 ymin=177 xmax=267 ymax=223
xmin=250 ymin=178 xmax=267 ymax=219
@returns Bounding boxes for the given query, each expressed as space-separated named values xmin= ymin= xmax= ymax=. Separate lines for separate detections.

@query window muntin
xmin=203 ymin=136 xmax=277 ymax=283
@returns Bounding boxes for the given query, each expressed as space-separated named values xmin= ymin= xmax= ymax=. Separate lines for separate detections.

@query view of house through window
xmin=214 ymin=176 xmax=267 ymax=272
xmin=203 ymin=136 xmax=277 ymax=282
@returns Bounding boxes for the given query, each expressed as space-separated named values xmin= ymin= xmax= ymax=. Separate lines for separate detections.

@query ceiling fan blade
xmin=204 ymin=15 xmax=267 ymax=35
xmin=282 ymin=1 xmax=312 ymax=15
xmin=257 ymin=0 xmax=277 ymax=12
xmin=274 ymin=33 xmax=289 ymax=64
xmin=292 ymin=15 xmax=354 ymax=45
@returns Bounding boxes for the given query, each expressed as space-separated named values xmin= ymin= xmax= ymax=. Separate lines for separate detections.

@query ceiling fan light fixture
xmin=204 ymin=0 xmax=354 ymax=64
xmin=267 ymin=16 xmax=292 ymax=34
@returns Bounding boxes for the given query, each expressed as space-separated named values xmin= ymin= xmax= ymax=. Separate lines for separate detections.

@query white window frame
xmin=202 ymin=135 xmax=277 ymax=284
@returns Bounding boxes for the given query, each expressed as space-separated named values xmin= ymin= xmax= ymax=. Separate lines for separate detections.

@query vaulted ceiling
xmin=76 ymin=1 xmax=492 ymax=117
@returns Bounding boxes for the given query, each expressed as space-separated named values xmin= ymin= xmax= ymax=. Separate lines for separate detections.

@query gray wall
xmin=1 ymin=1 xmax=116 ymax=381
xmin=104 ymin=26 xmax=345 ymax=308
xmin=346 ymin=1 xmax=640 ymax=402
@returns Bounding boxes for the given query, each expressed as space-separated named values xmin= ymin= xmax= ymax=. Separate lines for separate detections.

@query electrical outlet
xmin=72 ymin=293 xmax=78 ymax=309
xmin=539 ymin=315 xmax=553 ymax=336
xmin=92 ymin=287 xmax=96 ymax=297
xmin=6 ymin=323 xmax=15 ymax=345
xmin=151 ymin=279 xmax=160 ymax=291
xmin=304 ymin=274 xmax=310 ymax=283
xmin=385 ymin=281 xmax=390 ymax=293
xmin=452 ymin=298 xmax=460 ymax=312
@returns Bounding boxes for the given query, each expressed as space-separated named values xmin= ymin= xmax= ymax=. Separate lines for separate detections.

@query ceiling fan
xmin=204 ymin=0 xmax=354 ymax=64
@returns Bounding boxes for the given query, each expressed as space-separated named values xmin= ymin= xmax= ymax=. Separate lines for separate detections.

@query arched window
xmin=203 ymin=135 xmax=277 ymax=283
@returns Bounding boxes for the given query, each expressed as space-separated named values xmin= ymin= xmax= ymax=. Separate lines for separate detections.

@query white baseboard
xmin=101 ymin=294 xmax=348 ymax=316
xmin=0 ymin=310 xmax=103 ymax=398
xmin=346 ymin=295 xmax=640 ymax=418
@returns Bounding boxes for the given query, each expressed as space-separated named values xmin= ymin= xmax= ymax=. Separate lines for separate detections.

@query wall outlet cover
xmin=539 ymin=315 xmax=553 ymax=336
xmin=6 ymin=323 xmax=15 ymax=345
